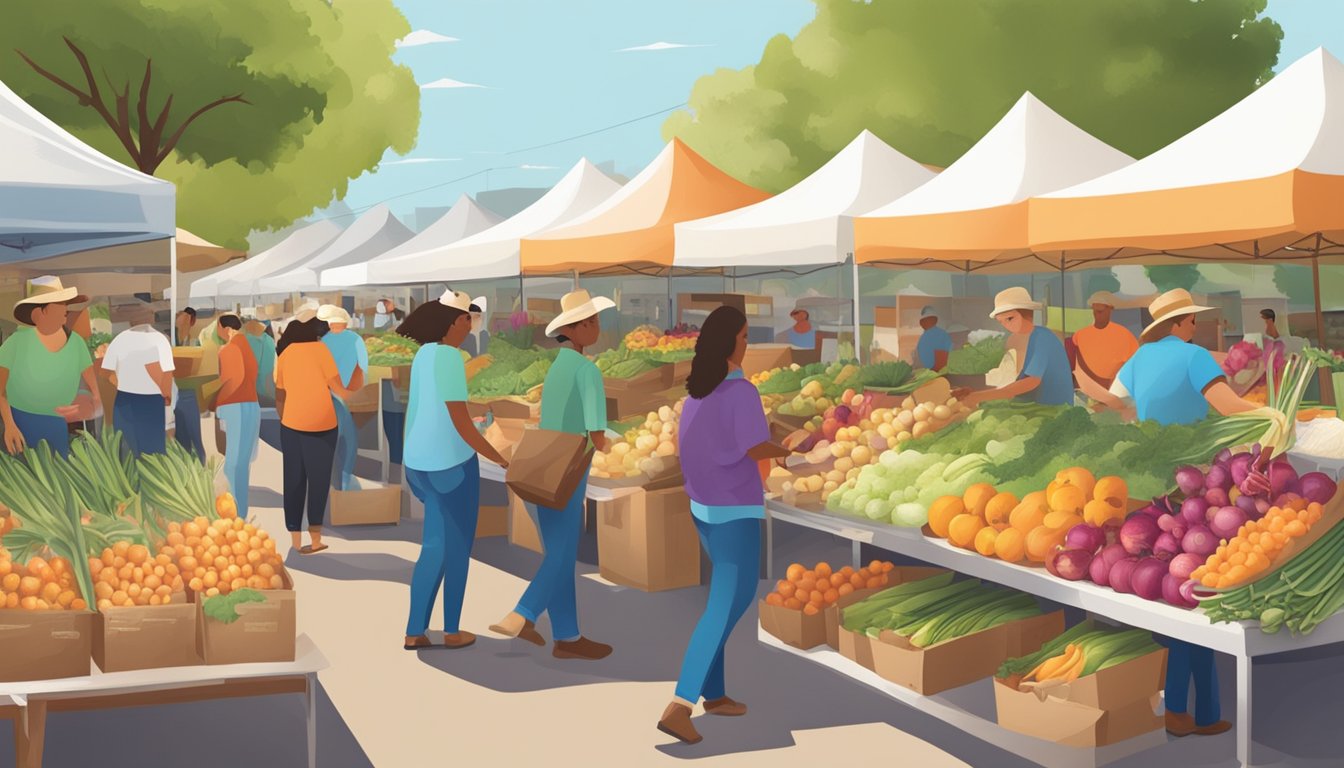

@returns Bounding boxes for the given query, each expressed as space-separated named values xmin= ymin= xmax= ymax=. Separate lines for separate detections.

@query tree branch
xmin=153 ymin=93 xmax=249 ymax=168
xmin=137 ymin=60 xmax=153 ymax=159
xmin=150 ymin=93 xmax=174 ymax=146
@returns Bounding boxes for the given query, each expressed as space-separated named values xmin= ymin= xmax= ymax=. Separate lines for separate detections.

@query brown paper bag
xmin=506 ymin=429 xmax=593 ymax=509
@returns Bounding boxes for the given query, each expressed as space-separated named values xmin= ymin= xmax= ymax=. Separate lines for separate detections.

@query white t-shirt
xmin=102 ymin=325 xmax=175 ymax=395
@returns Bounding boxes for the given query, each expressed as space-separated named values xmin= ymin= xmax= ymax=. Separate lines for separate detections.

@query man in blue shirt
xmin=318 ymin=305 xmax=368 ymax=490
xmin=964 ymin=288 xmax=1073 ymax=408
xmin=786 ymin=306 xmax=816 ymax=350
xmin=915 ymin=306 xmax=952 ymax=370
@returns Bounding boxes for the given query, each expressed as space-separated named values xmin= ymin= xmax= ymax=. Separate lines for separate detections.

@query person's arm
xmin=215 ymin=344 xmax=242 ymax=404
xmin=437 ymin=346 xmax=507 ymax=465
xmin=146 ymin=363 xmax=172 ymax=402
xmin=579 ymin=361 xmax=608 ymax=452
xmin=966 ymin=376 xmax=1039 ymax=407
xmin=1204 ymin=381 xmax=1258 ymax=416
xmin=1075 ymin=365 xmax=1123 ymax=409
xmin=0 ymin=368 xmax=22 ymax=454
xmin=449 ymin=402 xmax=508 ymax=467
xmin=933 ymin=348 xmax=949 ymax=372
xmin=155 ymin=334 xmax=176 ymax=400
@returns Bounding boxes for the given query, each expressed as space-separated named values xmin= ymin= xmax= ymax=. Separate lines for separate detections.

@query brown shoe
xmin=443 ymin=631 xmax=476 ymax=649
xmin=1194 ymin=720 xmax=1232 ymax=736
xmin=404 ymin=635 xmax=433 ymax=651
xmin=657 ymin=703 xmax=702 ymax=744
xmin=1165 ymin=711 xmax=1195 ymax=737
xmin=553 ymin=636 xmax=612 ymax=660
xmin=703 ymin=696 xmax=747 ymax=717
xmin=489 ymin=612 xmax=546 ymax=647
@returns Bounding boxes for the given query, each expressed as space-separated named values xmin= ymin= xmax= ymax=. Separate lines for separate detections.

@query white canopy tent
xmin=674 ymin=130 xmax=935 ymax=269
xmin=321 ymin=193 xmax=514 ymax=287
xmin=192 ymin=219 xmax=343 ymax=300
xmin=257 ymin=205 xmax=413 ymax=294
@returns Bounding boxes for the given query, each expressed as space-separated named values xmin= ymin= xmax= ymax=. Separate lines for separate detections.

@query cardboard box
xmin=509 ymin=492 xmax=544 ymax=554
xmin=0 ymin=609 xmax=93 ymax=681
xmin=329 ymin=484 xmax=402 ymax=526
xmin=742 ymin=344 xmax=792 ymax=378
xmin=758 ymin=600 xmax=827 ymax=650
xmin=670 ymin=359 xmax=692 ymax=386
xmin=474 ymin=397 xmax=540 ymax=421
xmin=837 ymin=626 xmax=876 ymax=670
xmin=93 ymin=601 xmax=200 ymax=672
xmin=825 ymin=566 xmax=947 ymax=650
xmin=597 ymin=487 xmax=702 ymax=592
xmin=605 ymin=388 xmax=665 ymax=421
xmin=873 ymin=306 xmax=901 ymax=329
xmin=868 ymin=610 xmax=1064 ymax=696
xmin=477 ymin=505 xmax=508 ymax=538
xmin=993 ymin=649 xmax=1167 ymax=747
xmin=192 ymin=567 xmax=296 ymax=665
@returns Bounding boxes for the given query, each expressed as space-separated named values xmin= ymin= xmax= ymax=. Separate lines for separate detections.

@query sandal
xmin=300 ymin=544 xmax=329 ymax=555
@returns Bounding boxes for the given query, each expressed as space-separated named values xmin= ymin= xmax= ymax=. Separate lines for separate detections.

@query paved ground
xmin=3 ymin=417 xmax=1344 ymax=767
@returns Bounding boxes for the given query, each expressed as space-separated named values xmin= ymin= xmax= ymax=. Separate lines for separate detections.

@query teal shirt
xmin=1115 ymin=336 xmax=1222 ymax=426
xmin=916 ymin=326 xmax=953 ymax=369
xmin=0 ymin=328 xmax=92 ymax=416
xmin=539 ymin=348 xmax=606 ymax=437
xmin=1019 ymin=326 xmax=1074 ymax=406
xmin=403 ymin=343 xmax=474 ymax=472
xmin=322 ymin=330 xmax=368 ymax=388
xmin=246 ymin=333 xmax=277 ymax=397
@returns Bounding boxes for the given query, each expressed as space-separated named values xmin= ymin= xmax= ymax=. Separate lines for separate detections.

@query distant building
xmin=414 ymin=206 xmax=451 ymax=232
xmin=476 ymin=187 xmax=547 ymax=219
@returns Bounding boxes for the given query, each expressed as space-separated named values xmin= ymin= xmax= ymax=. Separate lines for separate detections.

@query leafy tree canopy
xmin=1144 ymin=265 xmax=1202 ymax=292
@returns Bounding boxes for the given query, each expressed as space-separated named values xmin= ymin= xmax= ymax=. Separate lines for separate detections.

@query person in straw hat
xmin=491 ymin=288 xmax=616 ymax=661
xmin=963 ymin=287 xmax=1073 ymax=408
xmin=396 ymin=290 xmax=510 ymax=651
xmin=462 ymin=296 xmax=490 ymax=358
xmin=318 ymin=304 xmax=367 ymax=491
xmin=0 ymin=276 xmax=98 ymax=457
xmin=1070 ymin=291 xmax=1138 ymax=391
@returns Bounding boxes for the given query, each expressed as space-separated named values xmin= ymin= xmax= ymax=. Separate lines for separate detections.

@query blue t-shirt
xmin=1114 ymin=336 xmax=1222 ymax=426
xmin=787 ymin=327 xmax=816 ymax=350
xmin=916 ymin=326 xmax=953 ymax=369
xmin=403 ymin=343 xmax=474 ymax=472
xmin=321 ymin=331 xmax=368 ymax=388
xmin=1019 ymin=326 xmax=1074 ymax=406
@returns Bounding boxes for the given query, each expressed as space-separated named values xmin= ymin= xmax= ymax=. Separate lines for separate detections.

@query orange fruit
xmin=765 ymin=592 xmax=784 ymax=607
xmin=948 ymin=514 xmax=986 ymax=549
xmin=1048 ymin=484 xmax=1087 ymax=515
xmin=786 ymin=563 xmax=804 ymax=582
xmin=928 ymin=496 xmax=966 ymax=538
xmin=974 ymin=526 xmax=999 ymax=557
xmin=994 ymin=527 xmax=1027 ymax=563
xmin=963 ymin=483 xmax=998 ymax=519
xmin=1056 ymin=467 xmax=1097 ymax=498
xmin=1026 ymin=525 xmax=1067 ymax=563
xmin=1010 ymin=497 xmax=1048 ymax=533
xmin=815 ymin=562 xmax=833 ymax=580
xmin=1083 ymin=499 xmax=1121 ymax=527
xmin=984 ymin=492 xmax=1019 ymax=530
xmin=1093 ymin=476 xmax=1128 ymax=505
xmin=1043 ymin=511 xmax=1083 ymax=531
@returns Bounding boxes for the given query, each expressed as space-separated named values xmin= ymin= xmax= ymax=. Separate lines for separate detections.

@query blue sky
xmin=332 ymin=0 xmax=1343 ymax=221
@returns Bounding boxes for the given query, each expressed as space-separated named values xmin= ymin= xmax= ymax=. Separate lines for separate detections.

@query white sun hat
xmin=317 ymin=304 xmax=351 ymax=325
xmin=1087 ymin=291 xmax=1119 ymax=308
xmin=439 ymin=289 xmax=473 ymax=312
xmin=989 ymin=286 xmax=1043 ymax=319
xmin=545 ymin=289 xmax=616 ymax=338
xmin=471 ymin=296 xmax=487 ymax=316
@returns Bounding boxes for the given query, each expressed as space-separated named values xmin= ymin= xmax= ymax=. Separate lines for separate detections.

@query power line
xmin=320 ymin=102 xmax=688 ymax=221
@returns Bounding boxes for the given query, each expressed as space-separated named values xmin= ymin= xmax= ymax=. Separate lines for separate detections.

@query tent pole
xmin=851 ymin=255 xmax=862 ymax=363
xmin=1059 ymin=253 xmax=1067 ymax=336
xmin=572 ymin=269 xmax=580 ymax=291
xmin=1312 ymin=234 xmax=1332 ymax=406
xmin=169 ymin=236 xmax=178 ymax=337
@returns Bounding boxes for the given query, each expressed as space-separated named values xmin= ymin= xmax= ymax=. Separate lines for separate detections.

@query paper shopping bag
xmin=505 ymin=429 xmax=594 ymax=509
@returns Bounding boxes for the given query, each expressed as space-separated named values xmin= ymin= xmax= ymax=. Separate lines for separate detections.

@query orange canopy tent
xmin=520 ymin=139 xmax=769 ymax=274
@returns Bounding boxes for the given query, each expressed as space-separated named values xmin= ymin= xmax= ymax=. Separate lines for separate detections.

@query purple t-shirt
xmin=678 ymin=377 xmax=769 ymax=507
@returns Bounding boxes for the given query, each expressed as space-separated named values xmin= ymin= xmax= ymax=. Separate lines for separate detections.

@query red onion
xmin=1205 ymin=465 xmax=1232 ymax=493
xmin=1268 ymin=460 xmax=1299 ymax=498
xmin=1300 ymin=473 xmax=1338 ymax=505
xmin=1181 ymin=497 xmax=1209 ymax=527
xmin=1109 ymin=557 xmax=1141 ymax=594
xmin=1100 ymin=542 xmax=1128 ymax=569
xmin=1210 ymin=506 xmax=1248 ymax=541
xmin=1234 ymin=494 xmax=1259 ymax=516
xmin=1204 ymin=486 xmax=1230 ymax=508
xmin=1157 ymin=514 xmax=1179 ymax=533
xmin=1048 ymin=549 xmax=1093 ymax=581
xmin=1182 ymin=525 xmax=1218 ymax=557
xmin=1162 ymin=573 xmax=1197 ymax=608
xmin=1131 ymin=558 xmax=1169 ymax=601
xmin=1153 ymin=532 xmax=1180 ymax=560
xmin=1229 ymin=453 xmax=1254 ymax=486
xmin=1168 ymin=552 xmax=1204 ymax=581
xmin=1064 ymin=523 xmax=1106 ymax=554
xmin=1120 ymin=515 xmax=1161 ymax=556
xmin=1178 ymin=578 xmax=1201 ymax=606
xmin=1174 ymin=466 xmax=1205 ymax=496
xmin=1089 ymin=553 xmax=1111 ymax=587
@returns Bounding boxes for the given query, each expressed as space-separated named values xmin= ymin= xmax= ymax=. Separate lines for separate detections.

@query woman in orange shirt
xmin=275 ymin=311 xmax=360 ymax=554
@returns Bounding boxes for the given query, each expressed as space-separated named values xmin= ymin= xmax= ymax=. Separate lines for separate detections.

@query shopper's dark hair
xmin=276 ymin=317 xmax=322 ymax=356
xmin=13 ymin=302 xmax=70 ymax=329
xmin=217 ymin=314 xmax=242 ymax=331
xmin=397 ymin=301 xmax=468 ymax=345
xmin=1261 ymin=308 xmax=1276 ymax=321
xmin=686 ymin=306 xmax=747 ymax=399
xmin=181 ymin=307 xmax=197 ymax=320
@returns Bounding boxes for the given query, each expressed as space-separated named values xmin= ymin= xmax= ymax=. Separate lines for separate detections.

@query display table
xmin=0 ymin=633 xmax=328 ymax=768
xmin=765 ymin=501 xmax=1344 ymax=766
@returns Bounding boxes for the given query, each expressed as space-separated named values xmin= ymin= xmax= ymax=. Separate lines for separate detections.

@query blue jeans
xmin=1160 ymin=636 xmax=1221 ymax=726
xmin=9 ymin=409 xmax=69 ymax=456
xmin=218 ymin=402 xmax=261 ymax=519
xmin=674 ymin=517 xmax=760 ymax=704
xmin=331 ymin=396 xmax=357 ymax=490
xmin=515 ymin=471 xmax=589 ymax=642
xmin=173 ymin=394 xmax=205 ymax=463
xmin=114 ymin=391 xmax=166 ymax=457
xmin=406 ymin=456 xmax=480 ymax=636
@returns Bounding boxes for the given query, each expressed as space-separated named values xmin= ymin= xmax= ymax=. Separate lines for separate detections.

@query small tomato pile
xmin=764 ymin=560 xmax=896 ymax=615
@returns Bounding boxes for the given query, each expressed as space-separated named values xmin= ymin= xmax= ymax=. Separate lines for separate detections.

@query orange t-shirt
xmin=1071 ymin=322 xmax=1139 ymax=383
xmin=216 ymin=334 xmax=259 ymax=407
xmin=275 ymin=342 xmax=339 ymax=432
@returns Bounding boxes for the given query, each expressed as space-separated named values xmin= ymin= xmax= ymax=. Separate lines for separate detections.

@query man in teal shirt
xmin=965 ymin=287 xmax=1073 ymax=408
xmin=318 ymin=305 xmax=367 ymax=490
xmin=915 ymin=306 xmax=952 ymax=370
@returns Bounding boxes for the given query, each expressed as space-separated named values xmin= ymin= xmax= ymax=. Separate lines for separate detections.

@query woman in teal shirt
xmin=398 ymin=290 xmax=510 ymax=652
xmin=491 ymin=289 xmax=615 ymax=661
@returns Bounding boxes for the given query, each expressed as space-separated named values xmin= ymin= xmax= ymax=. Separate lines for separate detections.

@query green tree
xmin=0 ymin=0 xmax=420 ymax=248
xmin=1084 ymin=269 xmax=1122 ymax=296
xmin=1273 ymin=264 xmax=1315 ymax=307
xmin=1144 ymin=265 xmax=1201 ymax=292
xmin=665 ymin=0 xmax=1281 ymax=191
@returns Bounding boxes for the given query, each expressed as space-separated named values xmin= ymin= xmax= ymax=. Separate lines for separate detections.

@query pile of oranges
xmin=764 ymin=560 xmax=895 ymax=615
xmin=0 ymin=553 xmax=86 ymax=610
xmin=159 ymin=494 xmax=284 ymax=598
xmin=90 ymin=542 xmax=184 ymax=609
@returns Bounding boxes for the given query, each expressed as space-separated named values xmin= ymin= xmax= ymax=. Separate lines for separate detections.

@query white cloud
xmin=617 ymin=41 xmax=710 ymax=53
xmin=519 ymin=164 xmax=559 ymax=170
xmin=420 ymin=78 xmax=486 ymax=90
xmin=382 ymin=157 xmax=461 ymax=166
xmin=397 ymin=30 xmax=459 ymax=48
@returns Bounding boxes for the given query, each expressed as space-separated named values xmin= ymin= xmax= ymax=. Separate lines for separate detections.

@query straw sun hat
xmin=546 ymin=289 xmax=615 ymax=338
xmin=317 ymin=304 xmax=351 ymax=325
xmin=14 ymin=276 xmax=87 ymax=324
xmin=1087 ymin=291 xmax=1119 ymax=308
xmin=1142 ymin=289 xmax=1213 ymax=339
xmin=989 ymin=287 xmax=1043 ymax=319
xmin=438 ymin=289 xmax=473 ymax=312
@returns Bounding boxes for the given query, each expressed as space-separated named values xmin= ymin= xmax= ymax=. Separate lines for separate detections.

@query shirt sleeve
xmin=578 ymin=360 xmax=607 ymax=433
xmin=1188 ymin=347 xmax=1226 ymax=393
xmin=100 ymin=335 xmax=121 ymax=372
xmin=436 ymin=347 xmax=468 ymax=403
xmin=0 ymin=336 xmax=14 ymax=370
xmin=1020 ymin=330 xmax=1049 ymax=381
xmin=356 ymin=336 xmax=368 ymax=372
xmin=156 ymin=334 xmax=175 ymax=372
xmin=935 ymin=328 xmax=953 ymax=352
xmin=1113 ymin=358 xmax=1134 ymax=399
xmin=274 ymin=355 xmax=286 ymax=389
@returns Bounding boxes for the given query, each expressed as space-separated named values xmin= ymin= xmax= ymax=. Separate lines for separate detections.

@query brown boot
xmin=489 ymin=612 xmax=545 ymax=646
xmin=657 ymin=703 xmax=702 ymax=744
xmin=553 ymin=637 xmax=612 ymax=660
xmin=703 ymin=696 xmax=747 ymax=716
xmin=1193 ymin=720 xmax=1232 ymax=736
xmin=1165 ymin=711 xmax=1195 ymax=737
xmin=442 ymin=631 xmax=476 ymax=649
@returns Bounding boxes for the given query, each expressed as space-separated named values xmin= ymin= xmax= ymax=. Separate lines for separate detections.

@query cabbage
xmin=893 ymin=503 xmax=928 ymax=527
xmin=864 ymin=499 xmax=889 ymax=520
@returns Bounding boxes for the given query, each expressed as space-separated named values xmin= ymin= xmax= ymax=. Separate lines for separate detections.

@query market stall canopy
xmin=321 ymin=192 xmax=512 ymax=287
xmin=175 ymin=229 xmax=245 ymax=272
xmin=1030 ymin=47 xmax=1344 ymax=267
xmin=257 ymin=205 xmax=412 ymax=294
xmin=854 ymin=93 xmax=1133 ymax=272
xmin=673 ymin=130 xmax=935 ymax=269
xmin=520 ymin=139 xmax=769 ymax=274
xmin=191 ymin=219 xmax=342 ymax=299
xmin=0 ymin=77 xmax=174 ymax=264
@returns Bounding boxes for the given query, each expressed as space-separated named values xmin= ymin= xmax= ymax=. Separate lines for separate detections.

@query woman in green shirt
xmin=491 ymin=289 xmax=614 ymax=661
xmin=0 ymin=277 xmax=99 ymax=457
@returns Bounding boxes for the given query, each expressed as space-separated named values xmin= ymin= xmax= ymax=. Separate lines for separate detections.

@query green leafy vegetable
xmin=944 ymin=336 xmax=1006 ymax=375
xmin=202 ymin=588 xmax=268 ymax=624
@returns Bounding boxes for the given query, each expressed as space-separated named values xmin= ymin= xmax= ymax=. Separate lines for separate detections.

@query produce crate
xmin=670 ymin=359 xmax=692 ymax=386
xmin=190 ymin=566 xmax=296 ymax=665
xmin=742 ymin=344 xmax=792 ymax=378
xmin=605 ymin=388 xmax=666 ymax=421
xmin=993 ymin=648 xmax=1166 ymax=747
xmin=825 ymin=567 xmax=947 ymax=650
xmin=172 ymin=346 xmax=204 ymax=378
xmin=471 ymin=397 xmax=540 ymax=422
xmin=596 ymin=486 xmax=702 ymax=592
xmin=589 ymin=458 xmax=682 ymax=492
xmin=477 ymin=505 xmax=508 ymax=538
xmin=868 ymin=610 xmax=1064 ymax=696
xmin=603 ymin=364 xmax=668 ymax=393
xmin=329 ymin=484 xmax=402 ymax=526
xmin=0 ymin=609 xmax=93 ymax=681
xmin=93 ymin=600 xmax=200 ymax=673
xmin=758 ymin=599 xmax=828 ymax=650
xmin=836 ymin=625 xmax=876 ymax=671
xmin=345 ymin=383 xmax=380 ymax=414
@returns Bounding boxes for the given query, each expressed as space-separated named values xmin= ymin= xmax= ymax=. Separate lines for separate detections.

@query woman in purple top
xmin=657 ymin=306 xmax=790 ymax=745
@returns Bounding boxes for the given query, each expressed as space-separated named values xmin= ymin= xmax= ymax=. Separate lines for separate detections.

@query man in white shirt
xmin=102 ymin=325 xmax=174 ymax=456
